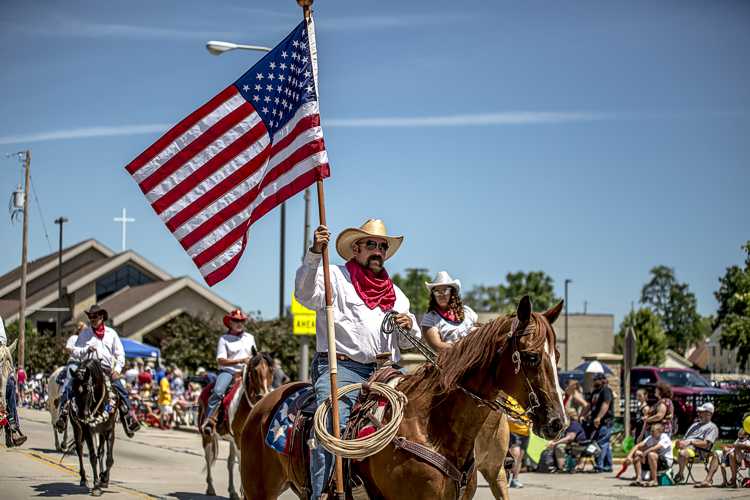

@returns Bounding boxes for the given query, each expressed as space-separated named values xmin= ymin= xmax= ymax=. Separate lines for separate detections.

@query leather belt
xmin=319 ymin=352 xmax=374 ymax=365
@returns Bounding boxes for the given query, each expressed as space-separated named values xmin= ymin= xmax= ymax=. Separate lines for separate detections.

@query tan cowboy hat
xmin=335 ymin=219 xmax=403 ymax=262
xmin=84 ymin=304 xmax=108 ymax=322
xmin=425 ymin=271 xmax=462 ymax=295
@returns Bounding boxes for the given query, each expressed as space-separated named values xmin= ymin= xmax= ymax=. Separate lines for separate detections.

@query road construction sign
xmin=291 ymin=293 xmax=316 ymax=335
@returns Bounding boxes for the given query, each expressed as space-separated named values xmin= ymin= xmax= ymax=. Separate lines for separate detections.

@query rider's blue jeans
xmin=111 ymin=378 xmax=131 ymax=411
xmin=206 ymin=370 xmax=234 ymax=419
xmin=310 ymin=353 xmax=376 ymax=499
xmin=58 ymin=363 xmax=78 ymax=411
xmin=5 ymin=375 xmax=19 ymax=427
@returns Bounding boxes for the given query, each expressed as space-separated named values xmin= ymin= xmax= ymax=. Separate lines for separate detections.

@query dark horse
xmin=240 ymin=296 xmax=567 ymax=499
xmin=69 ymin=357 xmax=118 ymax=497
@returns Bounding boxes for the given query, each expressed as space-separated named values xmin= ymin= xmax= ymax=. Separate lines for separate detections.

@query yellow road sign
xmin=291 ymin=293 xmax=316 ymax=335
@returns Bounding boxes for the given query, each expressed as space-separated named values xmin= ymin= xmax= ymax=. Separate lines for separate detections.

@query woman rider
xmin=420 ymin=271 xmax=478 ymax=353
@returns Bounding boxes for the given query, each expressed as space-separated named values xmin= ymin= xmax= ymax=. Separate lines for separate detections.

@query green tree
xmin=640 ymin=265 xmax=704 ymax=354
xmin=465 ymin=271 xmax=558 ymax=313
xmin=392 ymin=268 xmax=432 ymax=315
xmin=714 ymin=241 xmax=750 ymax=369
xmin=5 ymin=320 xmax=68 ymax=374
xmin=613 ymin=308 xmax=668 ymax=366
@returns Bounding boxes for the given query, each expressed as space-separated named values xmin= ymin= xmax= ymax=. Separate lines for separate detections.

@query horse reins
xmin=381 ymin=312 xmax=541 ymax=421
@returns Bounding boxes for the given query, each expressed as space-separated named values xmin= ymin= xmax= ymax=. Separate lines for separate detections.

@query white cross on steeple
xmin=113 ymin=208 xmax=135 ymax=252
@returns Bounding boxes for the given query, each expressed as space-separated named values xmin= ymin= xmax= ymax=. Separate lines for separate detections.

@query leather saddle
xmin=278 ymin=367 xmax=403 ymax=499
xmin=198 ymin=373 xmax=242 ymax=434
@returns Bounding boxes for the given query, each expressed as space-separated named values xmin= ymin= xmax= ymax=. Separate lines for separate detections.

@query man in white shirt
xmin=295 ymin=219 xmax=420 ymax=499
xmin=202 ymin=309 xmax=257 ymax=435
xmin=56 ymin=305 xmax=139 ymax=437
xmin=628 ymin=422 xmax=672 ymax=486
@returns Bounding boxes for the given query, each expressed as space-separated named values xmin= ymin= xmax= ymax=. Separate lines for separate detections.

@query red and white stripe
xmin=126 ymin=88 xmax=329 ymax=285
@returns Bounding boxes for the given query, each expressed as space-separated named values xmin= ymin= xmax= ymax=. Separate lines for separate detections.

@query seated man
xmin=625 ymin=422 xmax=672 ymax=486
xmin=674 ymin=402 xmax=719 ymax=483
xmin=696 ymin=428 xmax=750 ymax=488
xmin=547 ymin=408 xmax=587 ymax=472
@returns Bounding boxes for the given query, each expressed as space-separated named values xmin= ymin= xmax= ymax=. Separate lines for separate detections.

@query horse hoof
xmin=91 ymin=487 xmax=103 ymax=497
xmin=206 ymin=487 xmax=216 ymax=496
xmin=80 ymin=479 xmax=88 ymax=488
xmin=229 ymin=492 xmax=240 ymax=500
xmin=100 ymin=482 xmax=109 ymax=489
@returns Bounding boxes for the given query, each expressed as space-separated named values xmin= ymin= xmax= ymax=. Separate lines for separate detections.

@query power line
xmin=29 ymin=174 xmax=53 ymax=253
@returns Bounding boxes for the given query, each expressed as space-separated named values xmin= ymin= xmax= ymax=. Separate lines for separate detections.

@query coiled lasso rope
xmin=313 ymin=381 xmax=407 ymax=459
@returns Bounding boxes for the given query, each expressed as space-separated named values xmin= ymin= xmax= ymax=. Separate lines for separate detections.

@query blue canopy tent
xmin=121 ymin=338 xmax=161 ymax=359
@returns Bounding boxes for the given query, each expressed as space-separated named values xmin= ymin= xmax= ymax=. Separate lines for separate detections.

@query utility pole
xmin=564 ymin=278 xmax=572 ymax=371
xmin=17 ymin=150 xmax=31 ymax=370
xmin=54 ymin=217 xmax=69 ymax=337
xmin=299 ymin=188 xmax=311 ymax=382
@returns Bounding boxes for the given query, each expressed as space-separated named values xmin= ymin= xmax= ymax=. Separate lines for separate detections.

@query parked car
xmin=630 ymin=366 xmax=731 ymax=434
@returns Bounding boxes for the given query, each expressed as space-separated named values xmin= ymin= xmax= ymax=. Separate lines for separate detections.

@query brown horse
xmin=198 ymin=349 xmax=274 ymax=499
xmin=239 ymin=296 xmax=566 ymax=499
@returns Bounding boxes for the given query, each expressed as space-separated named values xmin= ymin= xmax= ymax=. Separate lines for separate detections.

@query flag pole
xmin=297 ymin=0 xmax=345 ymax=497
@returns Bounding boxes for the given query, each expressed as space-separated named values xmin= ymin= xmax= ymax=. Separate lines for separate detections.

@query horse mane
xmin=0 ymin=345 xmax=14 ymax=378
xmin=251 ymin=351 xmax=274 ymax=369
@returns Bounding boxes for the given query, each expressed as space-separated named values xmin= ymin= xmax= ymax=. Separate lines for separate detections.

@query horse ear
xmin=8 ymin=339 xmax=17 ymax=355
xmin=251 ymin=346 xmax=258 ymax=357
xmin=543 ymin=300 xmax=564 ymax=325
xmin=516 ymin=295 xmax=532 ymax=323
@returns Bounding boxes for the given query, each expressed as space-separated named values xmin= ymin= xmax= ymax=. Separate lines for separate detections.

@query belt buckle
xmin=375 ymin=352 xmax=392 ymax=369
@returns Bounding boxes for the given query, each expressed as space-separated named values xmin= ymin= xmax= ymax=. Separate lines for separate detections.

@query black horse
xmin=69 ymin=358 xmax=118 ymax=497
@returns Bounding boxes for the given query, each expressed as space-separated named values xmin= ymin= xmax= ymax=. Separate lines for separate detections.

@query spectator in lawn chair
xmin=546 ymin=408 xmax=587 ymax=472
xmin=626 ymin=422 xmax=673 ymax=487
xmin=585 ymin=373 xmax=614 ymax=472
xmin=696 ymin=427 xmax=750 ymax=488
xmin=673 ymin=402 xmax=719 ymax=484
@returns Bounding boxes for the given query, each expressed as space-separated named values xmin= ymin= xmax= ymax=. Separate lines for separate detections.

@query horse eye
xmin=523 ymin=353 xmax=540 ymax=366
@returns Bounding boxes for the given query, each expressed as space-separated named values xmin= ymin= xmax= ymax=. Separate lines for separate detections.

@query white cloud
xmin=0 ymin=111 xmax=608 ymax=145
xmin=324 ymin=111 xmax=609 ymax=128
xmin=0 ymin=124 xmax=171 ymax=145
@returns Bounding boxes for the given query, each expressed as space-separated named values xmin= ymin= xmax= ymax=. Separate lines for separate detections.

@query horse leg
xmin=203 ymin=433 xmax=217 ymax=496
xmin=100 ymin=428 xmax=114 ymax=488
xmin=74 ymin=424 xmax=88 ymax=488
xmin=85 ymin=431 xmax=102 ymax=496
xmin=227 ymin=441 xmax=240 ymax=500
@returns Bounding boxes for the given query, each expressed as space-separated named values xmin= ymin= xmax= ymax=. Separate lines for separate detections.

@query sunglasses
xmin=432 ymin=288 xmax=453 ymax=296
xmin=360 ymin=240 xmax=389 ymax=252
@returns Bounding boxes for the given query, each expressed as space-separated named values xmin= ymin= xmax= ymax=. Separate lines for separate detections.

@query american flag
xmin=125 ymin=19 xmax=329 ymax=286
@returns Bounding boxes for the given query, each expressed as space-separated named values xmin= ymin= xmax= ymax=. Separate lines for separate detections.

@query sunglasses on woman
xmin=360 ymin=240 xmax=389 ymax=252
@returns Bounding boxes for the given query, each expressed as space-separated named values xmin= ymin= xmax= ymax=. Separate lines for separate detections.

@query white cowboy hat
xmin=425 ymin=271 xmax=462 ymax=295
xmin=335 ymin=219 xmax=403 ymax=262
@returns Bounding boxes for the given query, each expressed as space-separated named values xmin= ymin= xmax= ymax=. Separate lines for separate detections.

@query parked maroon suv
xmin=630 ymin=366 xmax=731 ymax=433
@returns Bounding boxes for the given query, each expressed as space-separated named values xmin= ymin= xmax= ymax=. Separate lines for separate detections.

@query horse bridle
xmin=381 ymin=312 xmax=541 ymax=421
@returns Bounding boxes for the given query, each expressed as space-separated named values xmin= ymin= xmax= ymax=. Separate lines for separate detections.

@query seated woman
xmin=546 ymin=408 xmax=587 ymax=472
xmin=420 ymin=271 xmax=478 ymax=353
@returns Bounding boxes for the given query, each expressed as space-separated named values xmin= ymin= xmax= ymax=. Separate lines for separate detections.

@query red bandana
xmin=436 ymin=307 xmax=458 ymax=323
xmin=345 ymin=259 xmax=396 ymax=311
xmin=93 ymin=323 xmax=106 ymax=339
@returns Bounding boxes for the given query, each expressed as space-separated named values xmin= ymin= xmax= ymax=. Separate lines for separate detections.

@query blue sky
xmin=0 ymin=0 xmax=748 ymax=329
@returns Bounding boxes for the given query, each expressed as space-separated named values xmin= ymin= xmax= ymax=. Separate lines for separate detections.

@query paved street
xmin=2 ymin=408 xmax=746 ymax=499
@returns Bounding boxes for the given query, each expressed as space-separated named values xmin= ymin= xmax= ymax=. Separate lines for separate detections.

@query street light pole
xmin=17 ymin=150 xmax=31 ymax=370
xmin=54 ymin=217 xmax=69 ymax=337
xmin=564 ymin=278 xmax=572 ymax=371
